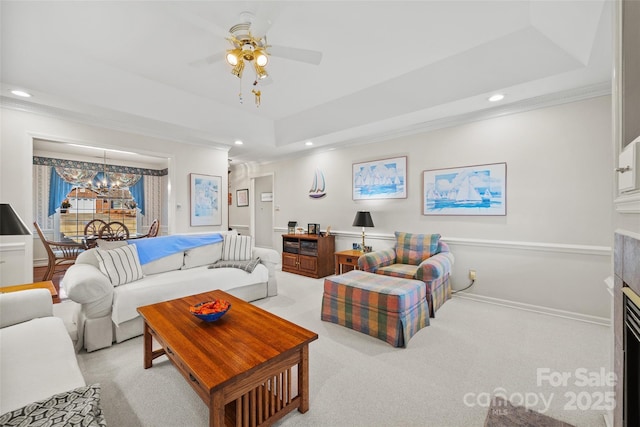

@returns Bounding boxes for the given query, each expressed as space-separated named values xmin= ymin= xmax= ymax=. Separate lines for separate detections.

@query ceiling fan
xmin=190 ymin=11 xmax=323 ymax=105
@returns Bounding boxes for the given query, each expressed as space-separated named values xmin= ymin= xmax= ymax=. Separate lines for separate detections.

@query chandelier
xmin=225 ymin=21 xmax=269 ymax=107
xmin=85 ymin=151 xmax=123 ymax=197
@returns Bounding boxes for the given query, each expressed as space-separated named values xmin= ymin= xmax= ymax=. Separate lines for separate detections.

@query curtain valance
xmin=34 ymin=156 xmax=167 ymax=177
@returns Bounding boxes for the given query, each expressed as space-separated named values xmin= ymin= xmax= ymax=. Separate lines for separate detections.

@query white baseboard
xmin=453 ymin=292 xmax=610 ymax=326
xmin=33 ymin=258 xmax=48 ymax=268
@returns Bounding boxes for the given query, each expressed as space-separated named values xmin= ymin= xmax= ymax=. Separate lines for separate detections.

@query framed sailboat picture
xmin=423 ymin=163 xmax=506 ymax=216
xmin=353 ymin=156 xmax=407 ymax=200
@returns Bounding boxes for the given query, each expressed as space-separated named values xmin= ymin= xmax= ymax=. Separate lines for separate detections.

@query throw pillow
xmin=395 ymin=232 xmax=441 ymax=265
xmin=95 ymin=244 xmax=144 ymax=286
xmin=208 ymin=258 xmax=261 ymax=273
xmin=0 ymin=384 xmax=106 ymax=427
xmin=96 ymin=238 xmax=128 ymax=250
xmin=222 ymin=234 xmax=252 ymax=261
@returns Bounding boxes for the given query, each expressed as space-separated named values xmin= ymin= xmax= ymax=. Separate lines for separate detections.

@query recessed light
xmin=488 ymin=94 xmax=505 ymax=102
xmin=234 ymin=140 xmax=243 ymax=145
xmin=11 ymin=90 xmax=32 ymax=98
xmin=305 ymin=141 xmax=313 ymax=146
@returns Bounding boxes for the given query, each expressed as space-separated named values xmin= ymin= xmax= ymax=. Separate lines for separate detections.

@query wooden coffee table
xmin=137 ymin=290 xmax=318 ymax=427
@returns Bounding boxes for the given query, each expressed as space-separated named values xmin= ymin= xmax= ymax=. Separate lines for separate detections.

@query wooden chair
xmin=83 ymin=219 xmax=108 ymax=248
xmin=98 ymin=221 xmax=130 ymax=240
xmin=33 ymin=221 xmax=84 ymax=281
xmin=84 ymin=219 xmax=108 ymax=236
xmin=145 ymin=219 xmax=160 ymax=238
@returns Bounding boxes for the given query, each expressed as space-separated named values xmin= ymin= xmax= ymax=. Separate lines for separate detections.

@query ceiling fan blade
xmin=269 ymin=45 xmax=323 ymax=65
xmin=189 ymin=52 xmax=225 ymax=67
xmin=259 ymin=75 xmax=274 ymax=86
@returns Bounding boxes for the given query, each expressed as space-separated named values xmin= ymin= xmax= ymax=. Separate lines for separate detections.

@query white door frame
xmin=249 ymin=172 xmax=275 ymax=247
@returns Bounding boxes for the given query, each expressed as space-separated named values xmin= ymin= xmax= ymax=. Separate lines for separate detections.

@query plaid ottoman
xmin=321 ymin=270 xmax=429 ymax=347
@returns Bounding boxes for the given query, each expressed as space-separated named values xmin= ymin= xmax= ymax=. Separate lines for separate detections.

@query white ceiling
xmin=1 ymin=1 xmax=612 ymax=165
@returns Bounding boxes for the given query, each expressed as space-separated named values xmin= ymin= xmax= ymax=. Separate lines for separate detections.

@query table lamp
xmin=352 ymin=211 xmax=374 ymax=251
xmin=0 ymin=204 xmax=31 ymax=235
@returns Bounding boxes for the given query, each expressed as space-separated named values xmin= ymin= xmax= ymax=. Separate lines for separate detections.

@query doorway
xmin=251 ymin=174 xmax=273 ymax=248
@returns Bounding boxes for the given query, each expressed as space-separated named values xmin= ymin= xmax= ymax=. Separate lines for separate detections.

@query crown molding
xmin=0 ymin=96 xmax=230 ymax=153
xmin=325 ymin=81 xmax=612 ymax=151
xmin=2 ymin=81 xmax=610 ymax=165
xmin=256 ymin=81 xmax=612 ymax=166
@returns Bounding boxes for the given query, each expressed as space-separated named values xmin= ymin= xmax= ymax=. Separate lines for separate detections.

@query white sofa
xmin=0 ymin=289 xmax=90 ymax=417
xmin=62 ymin=233 xmax=280 ymax=352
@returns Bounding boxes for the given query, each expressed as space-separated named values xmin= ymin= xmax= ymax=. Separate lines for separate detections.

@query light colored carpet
xmin=75 ymin=271 xmax=610 ymax=427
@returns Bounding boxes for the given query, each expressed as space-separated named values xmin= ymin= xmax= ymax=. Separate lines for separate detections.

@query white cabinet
xmin=618 ymin=136 xmax=640 ymax=193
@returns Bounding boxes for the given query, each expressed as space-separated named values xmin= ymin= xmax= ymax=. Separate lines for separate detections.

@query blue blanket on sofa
xmin=128 ymin=233 xmax=223 ymax=265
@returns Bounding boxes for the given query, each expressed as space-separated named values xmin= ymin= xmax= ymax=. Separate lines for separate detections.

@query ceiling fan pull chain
xmin=238 ymin=78 xmax=243 ymax=104
xmin=252 ymin=89 xmax=261 ymax=107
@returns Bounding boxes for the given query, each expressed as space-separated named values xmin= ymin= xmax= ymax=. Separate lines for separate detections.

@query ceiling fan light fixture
xmin=255 ymin=51 xmax=268 ymax=67
xmin=231 ymin=60 xmax=245 ymax=78
xmin=226 ymin=50 xmax=240 ymax=66
xmin=254 ymin=63 xmax=268 ymax=80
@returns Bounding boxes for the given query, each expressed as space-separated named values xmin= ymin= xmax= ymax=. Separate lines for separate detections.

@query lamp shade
xmin=352 ymin=211 xmax=374 ymax=228
xmin=0 ymin=204 xmax=32 ymax=235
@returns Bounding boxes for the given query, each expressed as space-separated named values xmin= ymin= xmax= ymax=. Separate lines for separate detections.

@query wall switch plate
xmin=469 ymin=269 xmax=476 ymax=280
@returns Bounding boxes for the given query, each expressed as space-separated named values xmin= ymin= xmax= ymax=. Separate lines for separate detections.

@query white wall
xmin=229 ymin=163 xmax=251 ymax=233
xmin=0 ymin=107 xmax=229 ymax=285
xmin=239 ymin=96 xmax=613 ymax=320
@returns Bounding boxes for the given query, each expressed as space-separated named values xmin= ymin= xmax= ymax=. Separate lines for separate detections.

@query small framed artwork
xmin=353 ymin=156 xmax=407 ymax=200
xmin=261 ymin=192 xmax=273 ymax=202
xmin=190 ymin=173 xmax=222 ymax=226
xmin=237 ymin=189 xmax=249 ymax=207
xmin=422 ymin=162 xmax=507 ymax=216
xmin=308 ymin=223 xmax=320 ymax=234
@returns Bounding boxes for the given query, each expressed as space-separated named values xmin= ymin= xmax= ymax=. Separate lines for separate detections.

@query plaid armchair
xmin=358 ymin=232 xmax=454 ymax=317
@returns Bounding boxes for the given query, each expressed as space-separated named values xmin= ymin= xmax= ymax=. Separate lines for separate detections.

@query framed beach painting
xmin=353 ymin=156 xmax=407 ymax=200
xmin=190 ymin=173 xmax=222 ymax=226
xmin=423 ymin=162 xmax=506 ymax=216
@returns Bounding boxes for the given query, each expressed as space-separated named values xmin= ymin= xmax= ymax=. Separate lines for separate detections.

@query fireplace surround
xmin=614 ymin=232 xmax=640 ymax=427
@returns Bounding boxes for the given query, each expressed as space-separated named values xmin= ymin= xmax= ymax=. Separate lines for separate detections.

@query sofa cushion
xmin=0 ymin=384 xmax=105 ymax=426
xmin=0 ymin=289 xmax=52 ymax=329
xmin=143 ymin=252 xmax=185 ymax=275
xmin=95 ymin=244 xmax=144 ymax=286
xmin=112 ymin=263 xmax=269 ymax=325
xmin=183 ymin=243 xmax=223 ymax=269
xmin=394 ymin=232 xmax=441 ymax=265
xmin=0 ymin=317 xmax=86 ymax=414
xmin=209 ymin=258 xmax=261 ymax=273
xmin=222 ymin=234 xmax=252 ymax=261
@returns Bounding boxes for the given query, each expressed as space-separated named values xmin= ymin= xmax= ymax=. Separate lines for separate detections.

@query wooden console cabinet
xmin=282 ymin=234 xmax=335 ymax=278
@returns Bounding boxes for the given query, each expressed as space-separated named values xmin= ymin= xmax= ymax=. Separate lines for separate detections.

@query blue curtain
xmin=130 ymin=178 xmax=145 ymax=216
xmin=48 ymin=167 xmax=73 ymax=217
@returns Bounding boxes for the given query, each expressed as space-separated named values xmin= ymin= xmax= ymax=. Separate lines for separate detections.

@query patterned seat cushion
xmin=395 ymin=231 xmax=441 ymax=265
xmin=376 ymin=263 xmax=419 ymax=280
